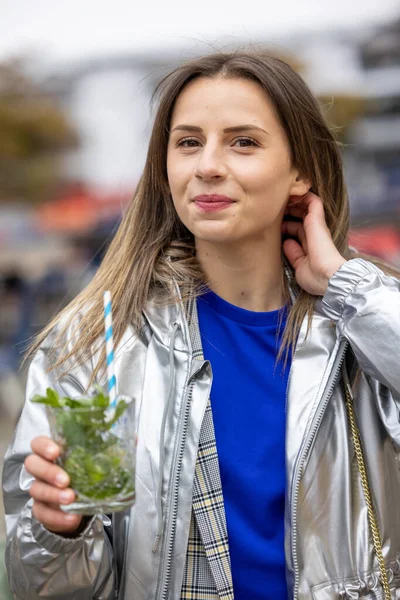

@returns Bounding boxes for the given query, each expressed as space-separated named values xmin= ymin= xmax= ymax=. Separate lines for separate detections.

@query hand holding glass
xmin=31 ymin=388 xmax=136 ymax=515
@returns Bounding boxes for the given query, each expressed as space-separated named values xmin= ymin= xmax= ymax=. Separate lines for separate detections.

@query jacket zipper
xmin=291 ymin=340 xmax=348 ymax=599
xmin=285 ymin=345 xmax=298 ymax=414
xmin=61 ymin=373 xmax=87 ymax=394
xmin=155 ymin=365 xmax=203 ymax=600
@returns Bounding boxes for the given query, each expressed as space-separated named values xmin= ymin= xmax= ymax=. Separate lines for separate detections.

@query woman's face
xmin=167 ymin=76 xmax=309 ymax=246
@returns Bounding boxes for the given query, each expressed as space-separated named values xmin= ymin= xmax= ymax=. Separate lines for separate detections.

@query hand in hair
xmin=282 ymin=192 xmax=346 ymax=296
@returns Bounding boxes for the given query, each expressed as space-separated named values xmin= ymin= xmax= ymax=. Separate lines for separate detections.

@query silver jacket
xmin=3 ymin=258 xmax=400 ymax=599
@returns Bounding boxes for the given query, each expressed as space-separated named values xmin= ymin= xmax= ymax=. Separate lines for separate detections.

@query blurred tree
xmin=242 ymin=45 xmax=303 ymax=73
xmin=0 ymin=58 xmax=79 ymax=203
xmin=255 ymin=48 xmax=365 ymax=141
xmin=318 ymin=95 xmax=366 ymax=142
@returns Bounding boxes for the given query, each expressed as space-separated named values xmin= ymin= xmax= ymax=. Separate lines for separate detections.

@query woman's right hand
xmin=25 ymin=436 xmax=83 ymax=534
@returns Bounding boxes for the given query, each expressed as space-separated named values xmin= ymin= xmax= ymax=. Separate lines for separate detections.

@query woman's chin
xmin=192 ymin=222 xmax=238 ymax=245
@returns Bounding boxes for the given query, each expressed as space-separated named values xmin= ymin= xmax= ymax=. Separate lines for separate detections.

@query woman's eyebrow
xmin=224 ymin=125 xmax=269 ymax=135
xmin=170 ymin=124 xmax=269 ymax=135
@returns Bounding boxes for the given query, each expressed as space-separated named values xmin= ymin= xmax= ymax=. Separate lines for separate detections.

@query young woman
xmin=3 ymin=51 xmax=400 ymax=600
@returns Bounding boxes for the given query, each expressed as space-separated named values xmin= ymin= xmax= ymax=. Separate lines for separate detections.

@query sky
xmin=1 ymin=0 xmax=400 ymax=64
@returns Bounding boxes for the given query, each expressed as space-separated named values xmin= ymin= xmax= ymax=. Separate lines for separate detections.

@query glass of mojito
xmin=31 ymin=388 xmax=136 ymax=515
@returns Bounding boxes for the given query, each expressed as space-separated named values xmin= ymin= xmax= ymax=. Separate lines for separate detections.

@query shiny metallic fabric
xmin=3 ymin=258 xmax=400 ymax=599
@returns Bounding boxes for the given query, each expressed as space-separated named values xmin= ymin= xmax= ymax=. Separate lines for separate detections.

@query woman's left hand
xmin=282 ymin=192 xmax=347 ymax=296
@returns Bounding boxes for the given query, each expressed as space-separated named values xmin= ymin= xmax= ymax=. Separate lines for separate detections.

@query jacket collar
xmin=142 ymin=298 xmax=192 ymax=354
xmin=141 ymin=272 xmax=335 ymax=356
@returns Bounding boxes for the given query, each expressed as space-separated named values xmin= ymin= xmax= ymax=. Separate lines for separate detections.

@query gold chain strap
xmin=343 ymin=378 xmax=391 ymax=599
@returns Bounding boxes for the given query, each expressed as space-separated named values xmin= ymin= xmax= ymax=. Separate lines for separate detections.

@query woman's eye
xmin=233 ymin=137 xmax=259 ymax=148
xmin=177 ymin=138 xmax=200 ymax=148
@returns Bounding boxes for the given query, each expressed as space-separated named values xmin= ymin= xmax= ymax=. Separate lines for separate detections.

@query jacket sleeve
xmin=2 ymin=328 xmax=116 ymax=599
xmin=321 ymin=257 xmax=400 ymax=396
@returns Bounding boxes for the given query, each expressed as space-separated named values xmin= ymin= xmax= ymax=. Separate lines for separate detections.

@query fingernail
xmin=64 ymin=514 xmax=77 ymax=522
xmin=45 ymin=444 xmax=57 ymax=459
xmin=55 ymin=473 xmax=69 ymax=486
xmin=59 ymin=490 xmax=72 ymax=503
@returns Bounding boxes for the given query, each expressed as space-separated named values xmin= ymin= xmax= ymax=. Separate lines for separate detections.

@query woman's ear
xmin=289 ymin=173 xmax=312 ymax=197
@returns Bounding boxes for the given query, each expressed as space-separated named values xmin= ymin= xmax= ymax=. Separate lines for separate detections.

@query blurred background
xmin=1 ymin=0 xmax=400 ymax=596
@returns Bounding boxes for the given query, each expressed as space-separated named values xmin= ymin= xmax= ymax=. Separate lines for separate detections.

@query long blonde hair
xmin=28 ymin=50 xmax=399 ymax=378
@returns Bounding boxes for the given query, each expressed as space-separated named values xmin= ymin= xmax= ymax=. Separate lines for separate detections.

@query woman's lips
xmin=193 ymin=194 xmax=235 ymax=212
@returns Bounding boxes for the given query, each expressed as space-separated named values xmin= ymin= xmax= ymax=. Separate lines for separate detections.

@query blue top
xmin=197 ymin=290 xmax=291 ymax=599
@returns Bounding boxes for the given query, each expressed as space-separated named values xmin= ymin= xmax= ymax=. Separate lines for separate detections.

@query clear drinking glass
xmin=46 ymin=395 xmax=136 ymax=515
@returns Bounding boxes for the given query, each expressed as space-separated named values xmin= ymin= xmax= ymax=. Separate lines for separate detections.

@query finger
xmin=287 ymin=192 xmax=310 ymax=209
xmin=288 ymin=193 xmax=308 ymax=206
xmin=282 ymin=219 xmax=305 ymax=236
xmin=298 ymin=193 xmax=328 ymax=227
xmin=282 ymin=221 xmax=308 ymax=254
xmin=284 ymin=205 xmax=307 ymax=219
xmin=292 ymin=191 xmax=320 ymax=207
xmin=31 ymin=437 xmax=61 ymax=461
xmin=304 ymin=191 xmax=324 ymax=212
xmin=29 ymin=480 xmax=75 ymax=506
xmin=25 ymin=454 xmax=70 ymax=488
xmin=282 ymin=238 xmax=306 ymax=269
xmin=288 ymin=192 xmax=324 ymax=219
xmin=287 ymin=194 xmax=331 ymax=256
xmin=32 ymin=500 xmax=82 ymax=534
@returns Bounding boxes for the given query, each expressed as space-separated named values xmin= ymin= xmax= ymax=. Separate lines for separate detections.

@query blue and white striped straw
xmin=103 ymin=290 xmax=117 ymax=409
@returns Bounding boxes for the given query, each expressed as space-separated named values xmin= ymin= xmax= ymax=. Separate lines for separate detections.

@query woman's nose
xmin=194 ymin=144 xmax=227 ymax=181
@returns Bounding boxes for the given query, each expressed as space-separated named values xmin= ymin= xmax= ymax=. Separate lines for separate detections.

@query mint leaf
xmin=93 ymin=390 xmax=109 ymax=409
xmin=47 ymin=388 xmax=60 ymax=405
xmin=63 ymin=396 xmax=93 ymax=409
xmin=31 ymin=389 xmax=61 ymax=408
xmin=105 ymin=399 xmax=129 ymax=429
